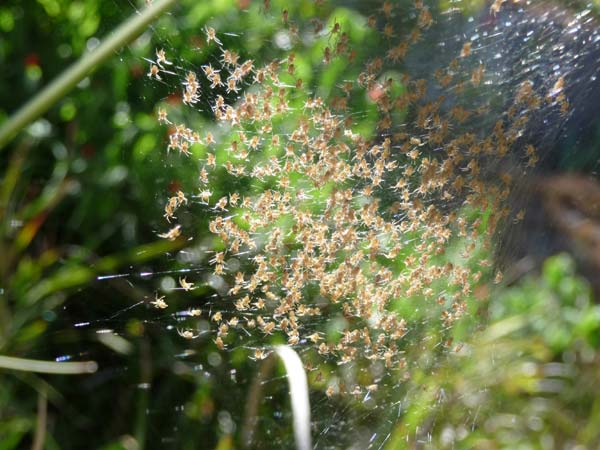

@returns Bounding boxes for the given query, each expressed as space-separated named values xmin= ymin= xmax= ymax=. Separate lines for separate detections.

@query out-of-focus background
xmin=2 ymin=1 xmax=600 ymax=449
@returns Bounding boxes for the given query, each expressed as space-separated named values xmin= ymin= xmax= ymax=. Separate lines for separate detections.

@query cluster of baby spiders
xmin=147 ymin=0 xmax=566 ymax=394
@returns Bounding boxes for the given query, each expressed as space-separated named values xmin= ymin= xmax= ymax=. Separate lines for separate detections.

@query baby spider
xmin=179 ymin=276 xmax=195 ymax=291
xmin=147 ymin=64 xmax=161 ymax=80
xmin=150 ymin=294 xmax=168 ymax=309
xmin=199 ymin=189 xmax=212 ymax=203
xmin=158 ymin=224 xmax=181 ymax=241
xmin=308 ymin=332 xmax=323 ymax=343
xmin=157 ymin=107 xmax=170 ymax=124
xmin=176 ymin=190 xmax=188 ymax=206
xmin=187 ymin=308 xmax=202 ymax=317
xmin=177 ymin=328 xmax=201 ymax=340
xmin=205 ymin=26 xmax=222 ymax=45
xmin=201 ymin=63 xmax=219 ymax=78
xmin=226 ymin=77 xmax=240 ymax=94
xmin=164 ymin=196 xmax=178 ymax=222
xmin=251 ymin=348 xmax=270 ymax=360
xmin=155 ymin=48 xmax=172 ymax=68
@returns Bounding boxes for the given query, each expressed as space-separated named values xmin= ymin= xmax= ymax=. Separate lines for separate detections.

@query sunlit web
xmin=61 ymin=0 xmax=600 ymax=448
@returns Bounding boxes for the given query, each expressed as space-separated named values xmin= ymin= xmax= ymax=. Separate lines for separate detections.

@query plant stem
xmin=0 ymin=0 xmax=177 ymax=150
xmin=31 ymin=386 xmax=47 ymax=450
xmin=0 ymin=355 xmax=97 ymax=374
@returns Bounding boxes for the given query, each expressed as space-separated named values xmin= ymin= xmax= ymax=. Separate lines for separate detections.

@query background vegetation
xmin=1 ymin=0 xmax=600 ymax=449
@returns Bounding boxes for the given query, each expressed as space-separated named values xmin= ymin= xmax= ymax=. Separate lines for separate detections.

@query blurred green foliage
xmin=0 ymin=1 xmax=258 ymax=448
xmin=1 ymin=1 xmax=600 ymax=450
xmin=385 ymin=254 xmax=600 ymax=450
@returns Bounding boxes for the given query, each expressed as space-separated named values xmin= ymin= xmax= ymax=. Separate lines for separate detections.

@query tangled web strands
xmin=138 ymin=0 xmax=600 ymax=447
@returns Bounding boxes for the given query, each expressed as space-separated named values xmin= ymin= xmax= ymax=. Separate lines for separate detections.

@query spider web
xmin=48 ymin=0 xmax=600 ymax=448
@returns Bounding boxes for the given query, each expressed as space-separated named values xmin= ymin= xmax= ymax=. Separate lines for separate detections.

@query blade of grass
xmin=31 ymin=386 xmax=47 ymax=450
xmin=0 ymin=355 xmax=97 ymax=374
xmin=0 ymin=140 xmax=30 ymax=222
xmin=0 ymin=0 xmax=177 ymax=150
xmin=273 ymin=346 xmax=312 ymax=450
